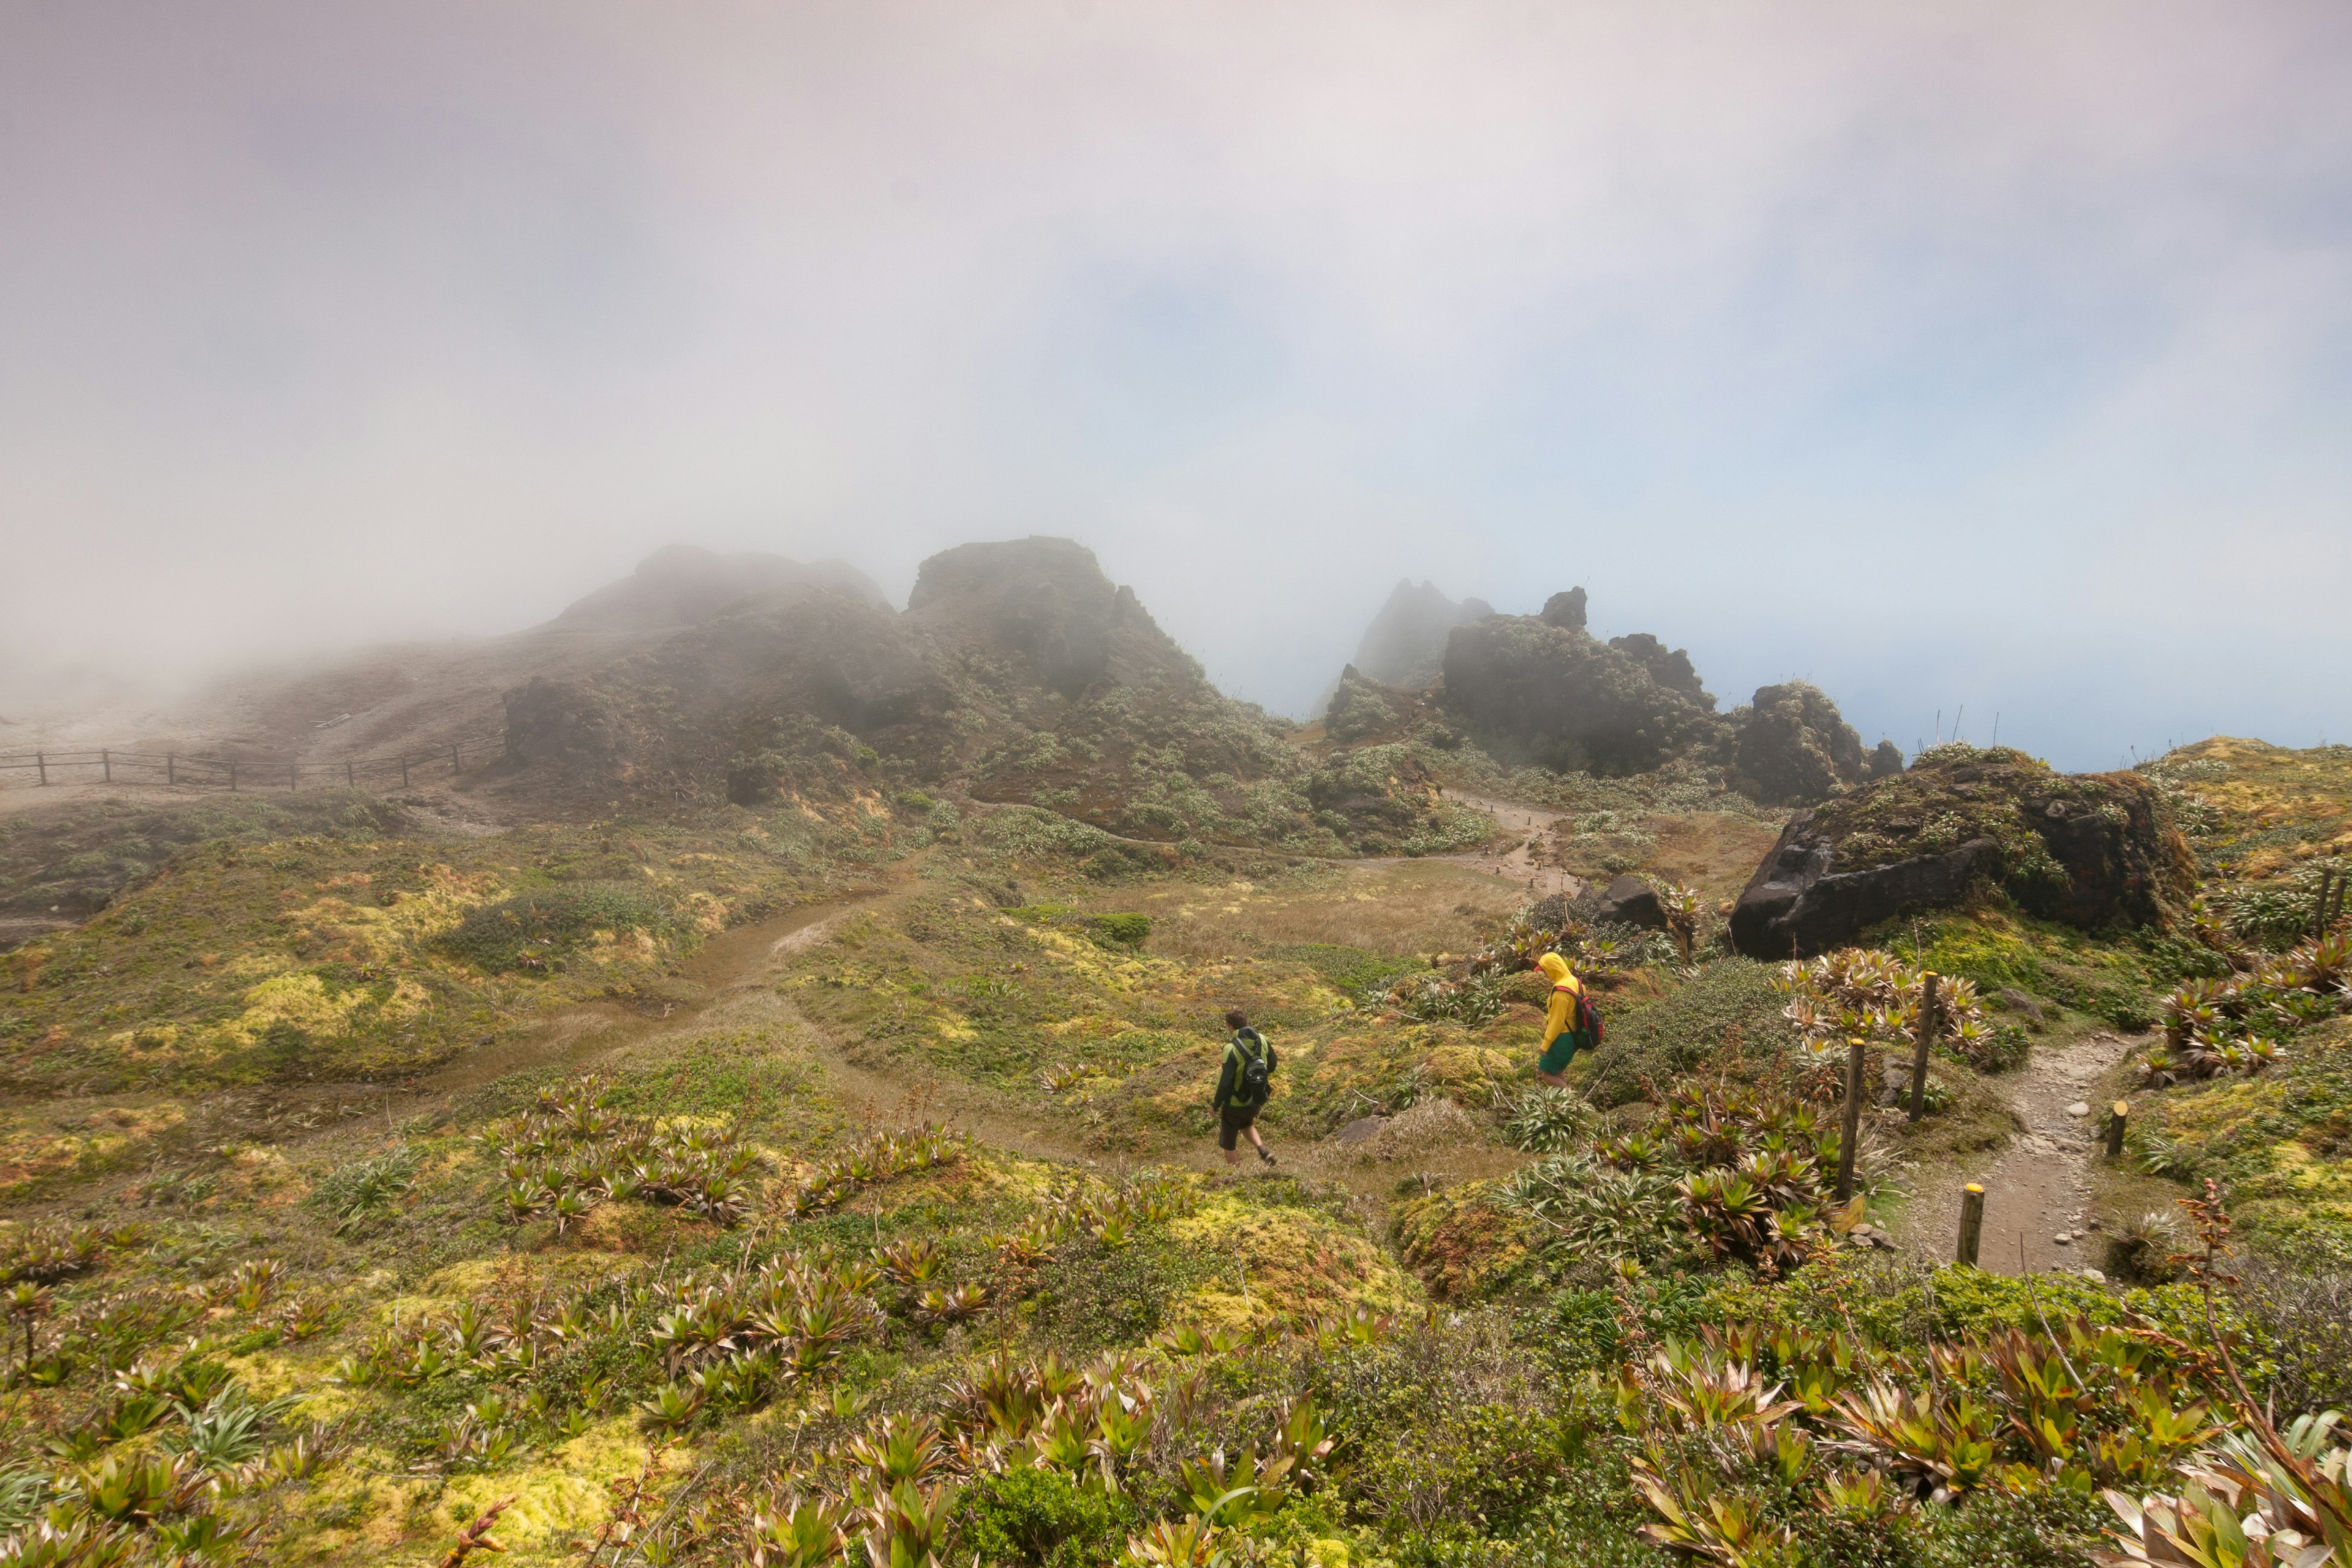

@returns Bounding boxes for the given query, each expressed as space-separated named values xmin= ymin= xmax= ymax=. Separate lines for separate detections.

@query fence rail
xmin=0 ymin=732 xmax=510 ymax=793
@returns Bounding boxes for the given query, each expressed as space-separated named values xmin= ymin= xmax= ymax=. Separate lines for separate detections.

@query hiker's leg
xmin=1537 ymin=1069 xmax=1566 ymax=1087
xmin=1244 ymin=1125 xmax=1265 ymax=1153
xmin=1221 ymin=1145 xmax=1241 ymax=1166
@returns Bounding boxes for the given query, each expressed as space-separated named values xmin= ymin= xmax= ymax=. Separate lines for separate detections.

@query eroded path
xmin=1433 ymin=788 xmax=1585 ymax=899
xmin=1900 ymin=1028 xmax=2139 ymax=1275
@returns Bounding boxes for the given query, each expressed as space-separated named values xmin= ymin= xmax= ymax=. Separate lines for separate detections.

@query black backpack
xmin=1233 ymin=1031 xmax=1270 ymax=1100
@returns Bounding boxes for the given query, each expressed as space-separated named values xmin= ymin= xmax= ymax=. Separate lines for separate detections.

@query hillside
xmin=0 ymin=554 xmax=2346 ymax=1568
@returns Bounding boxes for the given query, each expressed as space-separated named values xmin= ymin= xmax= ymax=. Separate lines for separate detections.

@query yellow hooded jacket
xmin=1537 ymin=952 xmax=1585 ymax=1050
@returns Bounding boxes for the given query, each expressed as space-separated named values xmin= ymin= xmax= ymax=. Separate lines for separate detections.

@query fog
xmin=4 ymin=1 xmax=2350 ymax=770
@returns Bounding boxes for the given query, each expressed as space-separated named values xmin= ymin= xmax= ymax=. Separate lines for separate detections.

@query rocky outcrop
xmin=1350 ymin=581 xmax=1494 ymax=690
xmin=1868 ymin=740 xmax=1905 ymax=780
xmin=1438 ymin=603 xmax=1722 ymax=775
xmin=499 ymin=536 xmax=1310 ymax=827
xmin=1540 ymin=588 xmax=1588 ymax=631
xmin=1729 ymin=746 xmax=2197 ymax=957
xmin=1607 ymin=634 xmax=1706 ymax=703
xmin=555 ymin=545 xmax=886 ymax=625
xmin=1731 ymin=682 xmax=1864 ymax=805
xmin=907 ymin=536 xmax=1197 ymax=701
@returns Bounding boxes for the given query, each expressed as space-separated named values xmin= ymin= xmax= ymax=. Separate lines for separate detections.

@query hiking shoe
xmin=1257 ymin=1147 xmax=1276 ymax=1166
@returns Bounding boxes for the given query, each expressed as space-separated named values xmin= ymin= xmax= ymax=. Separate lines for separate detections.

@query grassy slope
xmin=0 ymin=744 xmax=2344 ymax=1567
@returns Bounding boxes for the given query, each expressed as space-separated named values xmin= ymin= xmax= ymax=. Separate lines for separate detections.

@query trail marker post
xmin=399 ymin=756 xmax=409 ymax=789
xmin=2106 ymin=1101 xmax=2128 ymax=1161
xmin=1958 ymin=1184 xmax=1985 ymax=1266
xmin=1910 ymin=973 xmax=1939 ymax=1122
xmin=166 ymin=755 xmax=175 ymax=786
xmin=34 ymin=752 xmax=45 ymax=786
xmin=1836 ymin=1036 xmax=1866 ymax=1203
xmin=101 ymin=749 xmax=111 ymax=783
xmin=450 ymin=745 xmax=460 ymax=775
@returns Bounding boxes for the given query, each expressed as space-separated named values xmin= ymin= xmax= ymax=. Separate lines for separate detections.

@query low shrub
xmin=437 ymin=881 xmax=673 ymax=971
xmin=1088 ymin=913 xmax=1152 ymax=950
xmin=948 ymin=1466 xmax=1134 ymax=1566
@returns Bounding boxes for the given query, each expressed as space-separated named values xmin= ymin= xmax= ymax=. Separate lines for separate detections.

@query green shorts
xmin=1538 ymin=1031 xmax=1590 ymax=1075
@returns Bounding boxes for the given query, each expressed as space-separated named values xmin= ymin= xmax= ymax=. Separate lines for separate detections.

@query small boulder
xmin=1335 ymin=1115 xmax=1387 ymax=1146
xmin=2067 ymin=1102 xmax=2090 ymax=1118
xmin=1997 ymin=987 xmax=2048 ymax=1022
xmin=1594 ymin=873 xmax=1667 ymax=930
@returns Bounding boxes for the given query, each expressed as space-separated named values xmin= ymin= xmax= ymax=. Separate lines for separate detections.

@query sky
xmin=4 ymin=1 xmax=2350 ymax=769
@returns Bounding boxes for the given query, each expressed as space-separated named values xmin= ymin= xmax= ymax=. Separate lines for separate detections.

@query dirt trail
xmin=398 ymin=886 xmax=1119 ymax=1170
xmin=1433 ymin=788 xmax=1585 ymax=899
xmin=1900 ymin=1029 xmax=2139 ymax=1275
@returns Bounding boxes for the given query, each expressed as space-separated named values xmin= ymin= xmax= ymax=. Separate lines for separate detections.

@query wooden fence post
xmin=35 ymin=752 xmax=45 ymax=786
xmin=2319 ymin=869 xmax=2335 ymax=939
xmin=450 ymin=745 xmax=461 ymax=775
xmin=290 ymin=764 xmax=298 ymax=792
xmin=1910 ymin=972 xmax=1938 ymax=1122
xmin=2105 ymin=1100 xmax=2128 ymax=1161
xmin=228 ymin=762 xmax=238 ymax=792
xmin=1957 ymin=1183 xmax=1985 ymax=1266
xmin=166 ymin=754 xmax=175 ymax=786
xmin=1836 ymin=1036 xmax=1866 ymax=1203
xmin=399 ymin=756 xmax=409 ymax=789
xmin=101 ymin=749 xmax=111 ymax=783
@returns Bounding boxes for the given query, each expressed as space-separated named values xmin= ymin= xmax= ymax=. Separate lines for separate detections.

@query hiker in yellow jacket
xmin=1535 ymin=951 xmax=1591 ymax=1086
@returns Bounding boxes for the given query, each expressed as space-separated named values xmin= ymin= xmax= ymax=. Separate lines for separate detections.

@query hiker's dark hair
xmin=1224 ymin=1009 xmax=1249 ymax=1030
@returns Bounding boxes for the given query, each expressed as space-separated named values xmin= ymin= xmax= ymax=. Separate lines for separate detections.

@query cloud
xmin=1 ymin=0 xmax=2348 ymax=767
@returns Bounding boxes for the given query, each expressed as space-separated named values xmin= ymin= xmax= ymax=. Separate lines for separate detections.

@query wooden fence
xmin=0 ymin=732 xmax=510 ymax=794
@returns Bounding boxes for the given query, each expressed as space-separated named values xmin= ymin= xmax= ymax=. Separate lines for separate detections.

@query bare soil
xmin=1433 ymin=788 xmax=1585 ymax=899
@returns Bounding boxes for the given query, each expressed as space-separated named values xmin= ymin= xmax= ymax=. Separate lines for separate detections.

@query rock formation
xmin=1730 ymin=682 xmax=1865 ymax=805
xmin=1730 ymin=746 xmax=2196 ymax=957
xmin=1350 ymin=581 xmax=1495 ymax=690
xmin=1438 ymin=604 xmax=1721 ymax=775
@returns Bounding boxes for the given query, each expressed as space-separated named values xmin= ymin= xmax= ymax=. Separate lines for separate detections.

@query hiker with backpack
xmin=1212 ymin=1009 xmax=1278 ymax=1166
xmin=1535 ymin=951 xmax=1600 ymax=1085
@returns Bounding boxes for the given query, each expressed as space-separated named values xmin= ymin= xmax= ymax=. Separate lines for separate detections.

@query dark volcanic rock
xmin=1730 ymin=822 xmax=2002 ymax=959
xmin=1729 ymin=745 xmax=2196 ymax=957
xmin=1594 ymin=873 xmax=1667 ymax=930
xmin=1350 ymin=581 xmax=1494 ymax=690
xmin=1732 ymin=682 xmax=1864 ymax=805
xmin=1868 ymin=739 xmax=1905 ymax=779
xmin=1439 ymin=610 xmax=1722 ymax=775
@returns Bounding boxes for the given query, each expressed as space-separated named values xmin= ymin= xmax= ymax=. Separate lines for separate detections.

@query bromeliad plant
xmin=1501 ymin=1080 xmax=1871 ymax=1276
xmin=484 ymin=1074 xmax=769 ymax=1231
xmin=1777 ymin=949 xmax=2002 ymax=1076
xmin=2143 ymin=935 xmax=2348 ymax=1087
